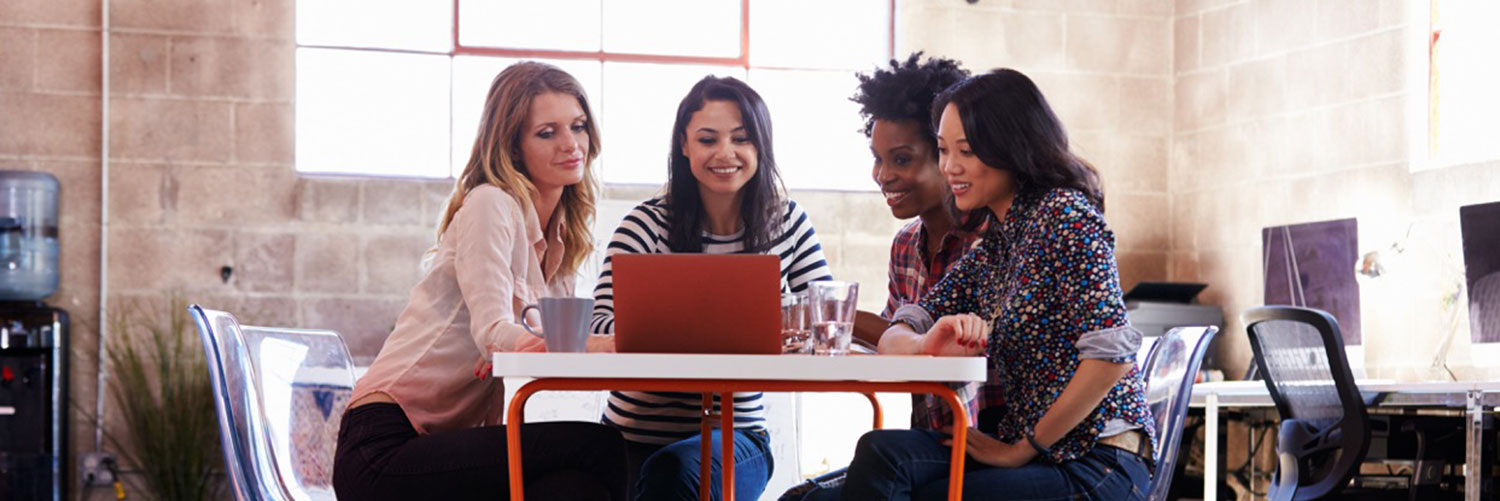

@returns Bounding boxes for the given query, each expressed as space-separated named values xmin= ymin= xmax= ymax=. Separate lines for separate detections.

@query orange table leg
xmin=935 ymin=386 xmax=969 ymax=501
xmin=701 ymin=393 xmax=713 ymax=501
xmin=863 ymin=392 xmax=883 ymax=429
xmin=720 ymin=391 xmax=736 ymax=501
xmin=505 ymin=381 xmax=539 ymax=501
xmin=501 ymin=378 xmax=971 ymax=500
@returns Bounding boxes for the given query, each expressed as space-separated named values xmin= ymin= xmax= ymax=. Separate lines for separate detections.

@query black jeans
xmin=333 ymin=403 xmax=627 ymax=500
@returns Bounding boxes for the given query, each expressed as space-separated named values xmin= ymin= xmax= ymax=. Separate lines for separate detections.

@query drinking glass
xmin=809 ymin=281 xmax=858 ymax=356
xmin=781 ymin=292 xmax=811 ymax=354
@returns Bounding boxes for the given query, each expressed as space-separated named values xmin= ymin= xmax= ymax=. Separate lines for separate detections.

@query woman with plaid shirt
xmin=850 ymin=53 xmax=988 ymax=432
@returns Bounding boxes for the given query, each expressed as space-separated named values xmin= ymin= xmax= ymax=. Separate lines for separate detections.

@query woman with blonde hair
xmin=334 ymin=61 xmax=626 ymax=500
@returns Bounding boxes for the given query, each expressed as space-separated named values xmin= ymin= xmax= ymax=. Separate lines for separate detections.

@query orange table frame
xmin=505 ymin=378 xmax=971 ymax=501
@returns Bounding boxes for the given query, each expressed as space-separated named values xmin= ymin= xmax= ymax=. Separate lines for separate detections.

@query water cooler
xmin=0 ymin=171 xmax=68 ymax=501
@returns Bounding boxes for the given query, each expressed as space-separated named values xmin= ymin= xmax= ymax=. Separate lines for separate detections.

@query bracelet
xmin=1025 ymin=433 xmax=1052 ymax=461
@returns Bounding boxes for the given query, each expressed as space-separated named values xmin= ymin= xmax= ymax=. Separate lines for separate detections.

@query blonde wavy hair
xmin=436 ymin=61 xmax=601 ymax=277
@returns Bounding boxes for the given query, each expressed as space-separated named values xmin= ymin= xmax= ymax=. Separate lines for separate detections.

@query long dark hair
xmin=665 ymin=76 xmax=785 ymax=253
xmin=932 ymin=69 xmax=1104 ymax=212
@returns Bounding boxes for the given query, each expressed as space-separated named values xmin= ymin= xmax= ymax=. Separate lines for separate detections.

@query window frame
xmin=294 ymin=0 xmax=898 ymax=183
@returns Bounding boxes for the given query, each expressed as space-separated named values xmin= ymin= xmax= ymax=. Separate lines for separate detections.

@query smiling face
xmin=682 ymin=99 xmax=759 ymax=202
xmin=936 ymin=102 xmax=1015 ymax=215
xmin=519 ymin=91 xmax=590 ymax=193
xmin=871 ymin=119 xmax=946 ymax=220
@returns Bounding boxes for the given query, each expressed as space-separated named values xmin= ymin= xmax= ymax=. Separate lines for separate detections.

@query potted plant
xmin=104 ymin=295 xmax=222 ymax=500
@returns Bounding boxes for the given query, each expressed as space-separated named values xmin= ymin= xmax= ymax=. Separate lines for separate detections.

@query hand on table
xmin=920 ymin=314 xmax=990 ymax=356
xmin=515 ymin=334 xmax=548 ymax=353
xmin=586 ymin=334 xmax=616 ymax=353
xmin=475 ymin=335 xmax=547 ymax=379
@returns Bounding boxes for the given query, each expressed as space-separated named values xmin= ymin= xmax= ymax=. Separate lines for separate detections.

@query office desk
xmin=494 ymin=353 xmax=987 ymax=501
xmin=1191 ymin=380 xmax=1500 ymax=501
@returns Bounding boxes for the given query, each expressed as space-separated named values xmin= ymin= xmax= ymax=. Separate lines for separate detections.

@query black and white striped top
xmin=592 ymin=197 xmax=834 ymax=444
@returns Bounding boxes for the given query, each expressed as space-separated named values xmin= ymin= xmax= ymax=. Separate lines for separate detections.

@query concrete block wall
xmin=898 ymin=0 xmax=1175 ymax=294
xmin=0 ymin=0 xmax=106 ymax=497
xmin=1170 ymin=0 xmax=1500 ymax=380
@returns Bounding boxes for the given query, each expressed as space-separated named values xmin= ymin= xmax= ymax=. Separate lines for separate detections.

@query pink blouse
xmin=351 ymin=185 xmax=573 ymax=435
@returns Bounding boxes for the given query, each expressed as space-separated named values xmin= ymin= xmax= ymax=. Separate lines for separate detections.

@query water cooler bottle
xmin=0 ymin=171 xmax=68 ymax=501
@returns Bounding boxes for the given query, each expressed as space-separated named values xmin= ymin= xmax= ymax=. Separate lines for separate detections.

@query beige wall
xmin=1171 ymin=0 xmax=1500 ymax=380
xmin=2 ymin=0 xmax=104 ymax=497
xmin=900 ymin=0 xmax=1175 ymax=295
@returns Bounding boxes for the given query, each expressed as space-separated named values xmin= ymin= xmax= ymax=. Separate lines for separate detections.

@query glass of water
xmin=809 ymin=281 xmax=858 ymax=356
xmin=781 ymin=292 xmax=811 ymax=354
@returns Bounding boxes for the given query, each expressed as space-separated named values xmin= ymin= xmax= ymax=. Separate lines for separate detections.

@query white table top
xmin=1194 ymin=379 xmax=1500 ymax=396
xmin=492 ymin=352 xmax=988 ymax=383
xmin=1190 ymin=379 xmax=1500 ymax=407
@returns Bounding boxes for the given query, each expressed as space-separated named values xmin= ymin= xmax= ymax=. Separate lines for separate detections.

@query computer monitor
xmin=1261 ymin=218 xmax=1362 ymax=347
xmin=1461 ymin=201 xmax=1500 ymax=344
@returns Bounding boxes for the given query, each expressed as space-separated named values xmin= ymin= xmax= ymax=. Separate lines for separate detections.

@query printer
xmin=1124 ymin=281 xmax=1223 ymax=338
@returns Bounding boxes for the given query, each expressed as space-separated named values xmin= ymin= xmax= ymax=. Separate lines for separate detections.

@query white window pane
xmin=297 ymin=0 xmax=452 ymax=52
xmin=1435 ymin=0 xmax=1500 ymax=164
xmin=750 ymin=0 xmax=889 ymax=70
xmin=296 ymin=48 xmax=451 ymax=178
xmin=600 ymin=62 xmax=745 ymax=185
xmin=602 ymin=0 xmax=740 ymax=58
xmin=459 ymin=0 xmax=601 ymax=51
xmin=749 ymin=69 xmax=872 ymax=191
xmin=451 ymin=57 xmax=603 ymax=176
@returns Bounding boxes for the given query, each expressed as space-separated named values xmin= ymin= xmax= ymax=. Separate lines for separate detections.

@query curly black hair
xmin=850 ymin=52 xmax=970 ymax=142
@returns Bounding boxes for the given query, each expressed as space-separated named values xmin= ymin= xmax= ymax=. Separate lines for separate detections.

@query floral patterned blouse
xmin=892 ymin=188 xmax=1153 ymax=463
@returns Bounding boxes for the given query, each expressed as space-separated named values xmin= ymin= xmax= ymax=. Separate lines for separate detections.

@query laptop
xmin=611 ymin=253 xmax=782 ymax=354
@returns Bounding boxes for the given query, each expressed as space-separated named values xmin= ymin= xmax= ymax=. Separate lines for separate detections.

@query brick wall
xmin=901 ymin=0 xmax=1175 ymax=295
xmin=0 ymin=0 xmax=105 ymax=497
xmin=1171 ymin=0 xmax=1500 ymax=380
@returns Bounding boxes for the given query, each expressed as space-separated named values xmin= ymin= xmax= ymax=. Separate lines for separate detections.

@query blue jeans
xmin=824 ymin=429 xmax=1149 ymax=501
xmin=626 ymin=428 xmax=774 ymax=501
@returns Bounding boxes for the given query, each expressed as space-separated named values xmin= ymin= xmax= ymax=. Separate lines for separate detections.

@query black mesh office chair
xmin=1244 ymin=306 xmax=1370 ymax=501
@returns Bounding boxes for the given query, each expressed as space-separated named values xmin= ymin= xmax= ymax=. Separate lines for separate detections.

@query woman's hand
xmin=586 ymin=334 xmax=616 ymax=353
xmin=920 ymin=314 xmax=990 ymax=356
xmin=940 ymin=427 xmax=1038 ymax=468
xmin=514 ymin=334 xmax=547 ymax=353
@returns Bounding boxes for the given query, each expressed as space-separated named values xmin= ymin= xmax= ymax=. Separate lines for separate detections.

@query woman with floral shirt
xmin=834 ymin=69 xmax=1154 ymax=500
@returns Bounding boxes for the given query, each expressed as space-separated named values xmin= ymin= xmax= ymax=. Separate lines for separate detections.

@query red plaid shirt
xmin=881 ymin=219 xmax=984 ymax=320
xmin=881 ymin=217 xmax=997 ymax=430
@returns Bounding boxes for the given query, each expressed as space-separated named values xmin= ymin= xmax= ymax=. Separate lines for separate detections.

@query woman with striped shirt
xmin=590 ymin=75 xmax=834 ymax=500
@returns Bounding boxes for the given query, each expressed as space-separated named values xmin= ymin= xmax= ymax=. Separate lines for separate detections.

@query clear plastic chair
xmin=189 ymin=305 xmax=355 ymax=501
xmin=1243 ymin=306 xmax=1369 ymax=501
xmin=1141 ymin=325 xmax=1219 ymax=501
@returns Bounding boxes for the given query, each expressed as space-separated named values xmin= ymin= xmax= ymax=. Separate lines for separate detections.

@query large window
xmin=295 ymin=0 xmax=892 ymax=190
xmin=1425 ymin=0 xmax=1500 ymax=167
